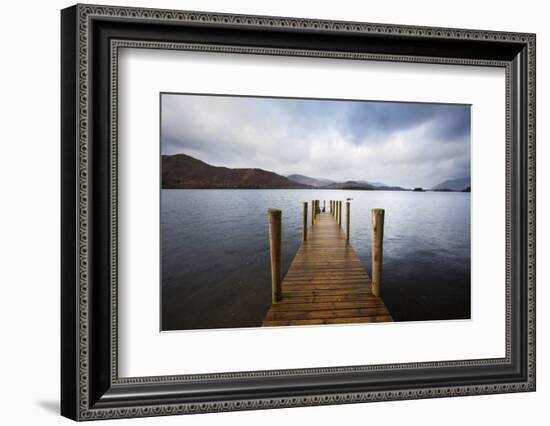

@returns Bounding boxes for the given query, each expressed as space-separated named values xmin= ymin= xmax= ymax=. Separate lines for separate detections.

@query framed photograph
xmin=61 ymin=4 xmax=536 ymax=421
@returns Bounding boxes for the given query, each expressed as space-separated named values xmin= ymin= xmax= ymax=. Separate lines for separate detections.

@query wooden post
xmin=346 ymin=201 xmax=350 ymax=241
xmin=268 ymin=208 xmax=282 ymax=303
xmin=338 ymin=201 xmax=342 ymax=226
xmin=323 ymin=200 xmax=326 ymax=213
xmin=311 ymin=200 xmax=315 ymax=226
xmin=302 ymin=202 xmax=308 ymax=242
xmin=314 ymin=200 xmax=318 ymax=222
xmin=371 ymin=208 xmax=385 ymax=297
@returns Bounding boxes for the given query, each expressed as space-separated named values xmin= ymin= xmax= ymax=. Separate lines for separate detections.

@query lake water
xmin=161 ymin=189 xmax=470 ymax=331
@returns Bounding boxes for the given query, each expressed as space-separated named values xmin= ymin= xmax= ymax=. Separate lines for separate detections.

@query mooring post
xmin=323 ymin=200 xmax=326 ymax=212
xmin=338 ymin=201 xmax=342 ymax=226
xmin=311 ymin=200 xmax=315 ymax=226
xmin=346 ymin=201 xmax=350 ymax=241
xmin=314 ymin=200 xmax=318 ymax=222
xmin=268 ymin=208 xmax=282 ymax=303
xmin=371 ymin=208 xmax=385 ymax=297
xmin=335 ymin=200 xmax=338 ymax=220
xmin=302 ymin=202 xmax=308 ymax=242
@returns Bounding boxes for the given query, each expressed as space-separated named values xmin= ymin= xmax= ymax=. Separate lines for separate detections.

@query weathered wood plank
xmin=265 ymin=307 xmax=391 ymax=321
xmin=282 ymin=289 xmax=372 ymax=297
xmin=267 ymin=300 xmax=385 ymax=311
xmin=277 ymin=294 xmax=377 ymax=304
xmin=263 ymin=315 xmax=393 ymax=327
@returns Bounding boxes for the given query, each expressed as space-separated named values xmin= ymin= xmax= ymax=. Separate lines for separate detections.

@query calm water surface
xmin=161 ymin=189 xmax=470 ymax=330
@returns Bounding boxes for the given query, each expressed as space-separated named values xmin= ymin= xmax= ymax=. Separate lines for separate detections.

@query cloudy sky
xmin=161 ymin=93 xmax=470 ymax=188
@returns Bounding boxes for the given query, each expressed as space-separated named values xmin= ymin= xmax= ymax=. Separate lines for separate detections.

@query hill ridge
xmin=162 ymin=154 xmax=310 ymax=189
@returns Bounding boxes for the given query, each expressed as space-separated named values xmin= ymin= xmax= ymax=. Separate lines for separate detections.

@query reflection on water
xmin=161 ymin=189 xmax=470 ymax=331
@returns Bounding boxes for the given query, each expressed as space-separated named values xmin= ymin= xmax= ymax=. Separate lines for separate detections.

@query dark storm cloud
xmin=343 ymin=101 xmax=470 ymax=144
xmin=161 ymin=94 xmax=471 ymax=188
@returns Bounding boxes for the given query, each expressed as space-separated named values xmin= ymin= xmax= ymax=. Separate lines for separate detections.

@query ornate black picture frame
xmin=61 ymin=4 xmax=536 ymax=421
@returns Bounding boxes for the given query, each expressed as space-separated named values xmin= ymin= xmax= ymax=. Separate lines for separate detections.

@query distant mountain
xmin=377 ymin=185 xmax=409 ymax=191
xmin=431 ymin=177 xmax=471 ymax=192
xmin=287 ymin=174 xmax=335 ymax=187
xmin=356 ymin=180 xmax=387 ymax=188
xmin=323 ymin=181 xmax=376 ymax=190
xmin=324 ymin=181 xmax=407 ymax=191
xmin=356 ymin=180 xmax=407 ymax=191
xmin=286 ymin=174 xmax=404 ymax=191
xmin=162 ymin=154 xmax=310 ymax=189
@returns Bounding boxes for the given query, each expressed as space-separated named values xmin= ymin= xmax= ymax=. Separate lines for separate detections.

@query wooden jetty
xmin=263 ymin=203 xmax=392 ymax=327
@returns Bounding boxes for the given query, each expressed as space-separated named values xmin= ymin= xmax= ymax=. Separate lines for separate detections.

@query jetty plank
xmin=262 ymin=212 xmax=392 ymax=327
